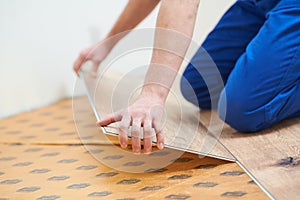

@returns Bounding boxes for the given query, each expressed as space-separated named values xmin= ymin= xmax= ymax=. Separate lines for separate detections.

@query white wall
xmin=0 ymin=0 xmax=234 ymax=119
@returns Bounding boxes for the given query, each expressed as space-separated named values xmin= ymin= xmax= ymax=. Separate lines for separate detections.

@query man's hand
xmin=73 ymin=41 xmax=112 ymax=76
xmin=73 ymin=0 xmax=160 ymax=76
xmin=97 ymin=94 xmax=165 ymax=154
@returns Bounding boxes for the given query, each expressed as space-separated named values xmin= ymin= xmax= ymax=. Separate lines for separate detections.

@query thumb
xmin=96 ymin=111 xmax=122 ymax=127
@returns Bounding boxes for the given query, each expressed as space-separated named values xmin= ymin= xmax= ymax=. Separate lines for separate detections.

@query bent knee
xmin=180 ymin=65 xmax=212 ymax=109
xmin=218 ymin=90 xmax=269 ymax=133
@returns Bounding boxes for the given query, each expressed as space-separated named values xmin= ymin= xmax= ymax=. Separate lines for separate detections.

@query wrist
xmin=141 ymin=85 xmax=169 ymax=104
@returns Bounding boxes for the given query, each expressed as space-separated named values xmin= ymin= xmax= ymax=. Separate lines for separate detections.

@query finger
xmin=143 ymin=119 xmax=153 ymax=154
xmin=153 ymin=120 xmax=164 ymax=150
xmin=73 ymin=51 xmax=88 ymax=76
xmin=131 ymin=119 xmax=142 ymax=154
xmin=97 ymin=111 xmax=122 ymax=127
xmin=118 ymin=114 xmax=131 ymax=149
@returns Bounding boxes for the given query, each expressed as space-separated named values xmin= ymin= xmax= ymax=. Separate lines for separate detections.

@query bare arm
xmin=98 ymin=0 xmax=200 ymax=154
xmin=143 ymin=0 xmax=200 ymax=102
xmin=107 ymin=0 xmax=160 ymax=38
xmin=73 ymin=0 xmax=160 ymax=75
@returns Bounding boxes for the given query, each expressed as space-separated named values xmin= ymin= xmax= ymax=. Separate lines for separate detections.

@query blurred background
xmin=0 ymin=0 xmax=234 ymax=119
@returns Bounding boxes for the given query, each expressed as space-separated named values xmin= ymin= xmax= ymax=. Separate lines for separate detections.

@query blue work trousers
xmin=181 ymin=0 xmax=300 ymax=132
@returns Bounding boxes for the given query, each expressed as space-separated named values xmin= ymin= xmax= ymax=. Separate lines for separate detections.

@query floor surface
xmin=0 ymin=99 xmax=267 ymax=200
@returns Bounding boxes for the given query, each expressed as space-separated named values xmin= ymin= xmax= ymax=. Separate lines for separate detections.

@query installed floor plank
xmin=199 ymin=110 xmax=300 ymax=199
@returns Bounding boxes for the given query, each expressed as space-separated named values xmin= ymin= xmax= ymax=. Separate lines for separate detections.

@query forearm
xmin=142 ymin=0 xmax=200 ymax=102
xmin=105 ymin=0 xmax=160 ymax=48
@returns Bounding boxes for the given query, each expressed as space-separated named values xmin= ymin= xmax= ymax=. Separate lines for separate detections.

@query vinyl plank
xmin=80 ymin=70 xmax=235 ymax=161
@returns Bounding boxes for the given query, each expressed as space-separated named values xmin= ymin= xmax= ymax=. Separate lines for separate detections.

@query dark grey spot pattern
xmin=13 ymin=162 xmax=33 ymax=167
xmin=0 ymin=198 xmax=9 ymax=200
xmin=20 ymin=135 xmax=36 ymax=139
xmin=30 ymin=169 xmax=50 ymax=174
xmin=248 ymin=180 xmax=255 ymax=184
xmin=48 ymin=176 xmax=70 ymax=181
xmin=9 ymin=144 xmax=23 ymax=146
xmin=103 ymin=155 xmax=123 ymax=160
xmin=54 ymin=116 xmax=67 ymax=120
xmin=83 ymin=124 xmax=95 ymax=128
xmin=221 ymin=191 xmax=247 ymax=197
xmin=220 ymin=171 xmax=245 ymax=176
xmin=41 ymin=112 xmax=52 ymax=116
xmin=24 ymin=148 xmax=43 ymax=152
xmin=45 ymin=128 xmax=59 ymax=131
xmin=117 ymin=179 xmax=141 ymax=185
xmin=96 ymin=172 xmax=118 ymax=178
xmin=36 ymin=195 xmax=60 ymax=200
xmin=17 ymin=119 xmax=29 ymax=123
xmin=0 ymin=179 xmax=22 ymax=184
xmin=76 ymin=165 xmax=97 ymax=170
xmin=123 ymin=161 xmax=145 ymax=167
xmin=60 ymin=132 xmax=75 ymax=136
xmin=86 ymin=149 xmax=104 ymax=154
xmin=31 ymin=123 xmax=44 ymax=127
xmin=193 ymin=182 xmax=218 ymax=188
xmin=81 ymin=136 xmax=94 ymax=140
xmin=67 ymin=183 xmax=90 ymax=189
xmin=57 ymin=159 xmax=77 ymax=164
xmin=17 ymin=187 xmax=41 ymax=192
xmin=172 ymin=157 xmax=193 ymax=163
xmin=0 ymin=157 xmax=16 ymax=161
xmin=116 ymin=199 xmax=135 ymax=200
xmin=144 ymin=168 xmax=168 ymax=173
xmin=88 ymin=191 xmax=112 ymax=197
xmin=168 ymin=174 xmax=192 ymax=180
xmin=165 ymin=194 xmax=191 ymax=199
xmin=6 ymin=130 xmax=21 ymax=134
xmin=0 ymin=172 xmax=4 ymax=176
xmin=41 ymin=152 xmax=60 ymax=157
xmin=149 ymin=151 xmax=170 ymax=156
xmin=195 ymin=164 xmax=217 ymax=169
xmin=140 ymin=186 xmax=164 ymax=191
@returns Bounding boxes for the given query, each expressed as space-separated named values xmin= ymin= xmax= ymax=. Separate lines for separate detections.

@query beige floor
xmin=0 ymin=99 xmax=267 ymax=200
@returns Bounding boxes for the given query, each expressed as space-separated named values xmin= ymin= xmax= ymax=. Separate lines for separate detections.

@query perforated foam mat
xmin=0 ymin=99 xmax=268 ymax=199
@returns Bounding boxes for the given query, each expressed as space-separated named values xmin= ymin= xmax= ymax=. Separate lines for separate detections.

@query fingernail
xmin=133 ymin=151 xmax=141 ymax=155
xmin=144 ymin=151 xmax=151 ymax=155
xmin=158 ymin=142 xmax=164 ymax=150
xmin=121 ymin=143 xmax=127 ymax=148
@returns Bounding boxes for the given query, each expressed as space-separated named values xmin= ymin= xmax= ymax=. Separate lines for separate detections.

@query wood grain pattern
xmin=199 ymin=110 xmax=300 ymax=199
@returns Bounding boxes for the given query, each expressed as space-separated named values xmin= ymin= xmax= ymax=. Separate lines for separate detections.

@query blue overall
xmin=180 ymin=0 xmax=300 ymax=132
